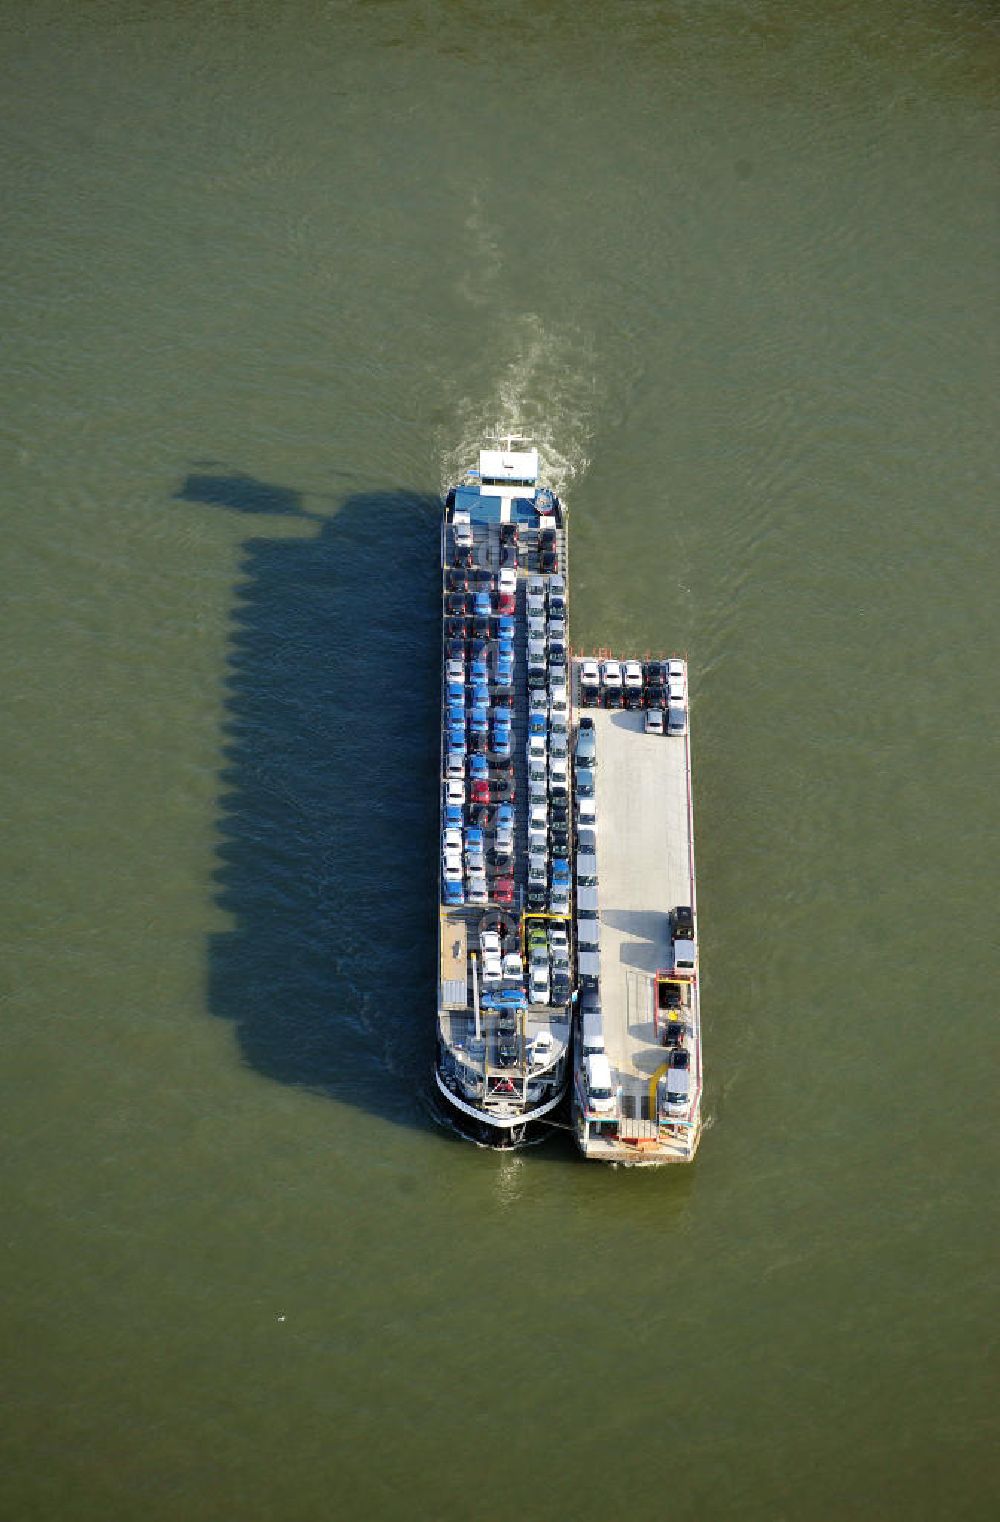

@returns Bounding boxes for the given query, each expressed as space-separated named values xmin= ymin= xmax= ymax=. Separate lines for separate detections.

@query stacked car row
xmin=522 ymin=569 xmax=572 ymax=921
xmin=572 ymin=719 xmax=602 ymax=1007
xmin=524 ymin=920 xmax=572 ymax=1008
xmin=579 ymin=656 xmax=688 ymax=729
xmin=441 ymin=522 xmax=519 ymax=909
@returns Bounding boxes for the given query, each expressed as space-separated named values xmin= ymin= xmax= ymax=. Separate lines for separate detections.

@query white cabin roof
xmin=478 ymin=448 xmax=538 ymax=484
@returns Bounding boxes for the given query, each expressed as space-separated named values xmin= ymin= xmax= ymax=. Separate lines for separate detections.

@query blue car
xmin=496 ymin=615 xmax=516 ymax=642
xmin=469 ymin=706 xmax=489 ymax=736
xmin=469 ymin=755 xmax=489 ymax=782
xmin=496 ymin=803 xmax=514 ymax=831
xmin=447 ymin=723 xmax=465 ymax=751
xmin=445 ymin=804 xmax=463 ymax=830
xmin=471 ymin=658 xmax=489 ymax=685
xmin=471 ymin=683 xmax=490 ymax=710
xmin=529 ymin=712 xmax=547 ymax=739
xmin=473 ymin=592 xmax=491 ymax=619
xmin=443 ymin=880 xmax=465 ymax=906
xmin=446 ymin=683 xmax=465 ymax=709
xmin=493 ymin=705 xmax=512 ymax=728
xmin=497 ymin=635 xmax=514 ymax=659
xmin=491 ymin=723 xmax=512 ymax=759
xmin=551 ymin=859 xmax=571 ymax=885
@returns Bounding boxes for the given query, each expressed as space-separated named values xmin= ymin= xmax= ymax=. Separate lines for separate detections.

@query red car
xmin=471 ymin=779 xmax=490 ymax=804
xmin=494 ymin=876 xmax=514 ymax=906
xmin=497 ymin=592 xmax=515 ymax=615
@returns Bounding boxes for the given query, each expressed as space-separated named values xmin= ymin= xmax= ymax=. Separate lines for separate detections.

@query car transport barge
xmin=435 ymin=444 xmax=573 ymax=1144
xmin=436 ymin=443 xmax=702 ymax=1163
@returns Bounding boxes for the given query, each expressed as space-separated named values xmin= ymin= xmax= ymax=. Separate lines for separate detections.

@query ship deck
xmin=572 ymin=674 xmax=702 ymax=1164
xmin=592 ymin=708 xmax=693 ymax=1088
xmin=436 ymin=480 xmax=573 ymax=1129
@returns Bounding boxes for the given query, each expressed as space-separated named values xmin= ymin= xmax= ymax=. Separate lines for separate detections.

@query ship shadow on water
xmin=175 ymin=469 xmax=446 ymax=1136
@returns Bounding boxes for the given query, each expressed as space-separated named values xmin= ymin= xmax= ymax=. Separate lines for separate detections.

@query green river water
xmin=2 ymin=3 xmax=998 ymax=1518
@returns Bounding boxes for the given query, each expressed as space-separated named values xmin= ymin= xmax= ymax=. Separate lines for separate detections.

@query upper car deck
xmin=435 ymin=490 xmax=571 ymax=1122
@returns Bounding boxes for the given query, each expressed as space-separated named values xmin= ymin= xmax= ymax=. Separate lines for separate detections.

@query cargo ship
xmin=435 ymin=443 xmax=702 ymax=1162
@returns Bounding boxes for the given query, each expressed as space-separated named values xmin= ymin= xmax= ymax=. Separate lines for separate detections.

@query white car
xmin=498 ymin=567 xmax=517 ymax=597
xmin=502 ymin=951 xmax=523 ymax=982
xmin=445 ymin=779 xmax=465 ymax=808
xmin=549 ymin=757 xmax=569 ymax=793
xmin=526 ymin=577 xmax=546 ymax=617
xmin=548 ymin=926 xmax=569 ymax=957
xmin=451 ymin=511 xmax=473 ymax=548
xmin=667 ymin=702 xmax=688 ymax=737
xmin=576 ymin=797 xmax=597 ymax=828
xmin=446 ymin=658 xmax=465 ymax=684
xmin=666 ymin=658 xmax=686 ymax=683
xmin=549 ymin=685 xmax=568 ymax=715
xmin=529 ymin=775 xmax=548 ymax=802
xmin=528 ymin=616 xmax=546 ymax=642
xmin=580 ymin=659 xmax=600 ymax=689
xmin=481 ymin=929 xmax=502 ymax=958
xmin=549 ymin=731 xmax=568 ymax=759
xmin=443 ymin=827 xmax=462 ymax=854
xmin=667 ymin=676 xmax=687 ymax=704
xmin=446 ymin=751 xmax=465 ymax=779
xmin=548 ymin=574 xmax=566 ymax=598
xmin=529 ymin=802 xmax=548 ymax=834
xmin=529 ymin=689 xmax=548 ymax=713
xmin=549 ymin=711 xmax=568 ymax=737
xmin=530 ymin=963 xmax=551 ymax=1006
xmin=602 ymin=660 xmax=623 ymax=690
xmin=495 ymin=819 xmax=514 ymax=852
xmin=529 ymin=1029 xmax=554 ymax=1065
xmin=624 ymin=660 xmax=643 ymax=691
xmin=548 ymin=616 xmax=566 ymax=645
xmin=481 ymin=953 xmax=504 ymax=984
xmin=443 ymin=851 xmax=463 ymax=883
xmin=466 ymin=872 xmax=488 ymax=906
xmin=549 ymin=885 xmax=570 ymax=914
xmin=645 ymin=707 xmax=664 ymax=735
xmin=527 ymin=735 xmax=547 ymax=764
xmin=465 ymin=841 xmax=485 ymax=871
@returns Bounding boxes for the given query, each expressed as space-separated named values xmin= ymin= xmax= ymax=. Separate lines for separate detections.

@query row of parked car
xmin=525 ymin=921 xmax=572 ymax=1008
xmin=522 ymin=578 xmax=572 ymax=917
xmin=578 ymin=658 xmax=688 ymax=729
xmin=441 ymin=532 xmax=518 ymax=910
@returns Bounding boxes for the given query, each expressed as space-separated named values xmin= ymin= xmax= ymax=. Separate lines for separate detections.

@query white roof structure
xmin=479 ymin=448 xmax=538 ymax=485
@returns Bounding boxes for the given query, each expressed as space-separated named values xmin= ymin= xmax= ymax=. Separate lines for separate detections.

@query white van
xmin=578 ymin=950 xmax=600 ymax=991
xmin=580 ymin=1009 xmax=605 ymax=1058
xmin=576 ymin=853 xmax=599 ymax=887
xmin=584 ymin=1053 xmax=616 ymax=1113
xmin=577 ymin=918 xmax=601 ymax=952
xmin=658 ymin=1066 xmax=691 ymax=1118
xmin=452 ymin=511 xmax=473 ymax=548
xmin=576 ymin=825 xmax=597 ymax=856
xmin=672 ymin=938 xmax=697 ymax=974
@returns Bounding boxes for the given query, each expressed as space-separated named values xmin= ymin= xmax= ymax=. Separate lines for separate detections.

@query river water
xmin=2 ymin=3 xmax=997 ymax=1519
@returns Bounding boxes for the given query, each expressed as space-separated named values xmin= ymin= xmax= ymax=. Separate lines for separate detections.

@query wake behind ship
xmin=435 ymin=444 xmax=703 ymax=1161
